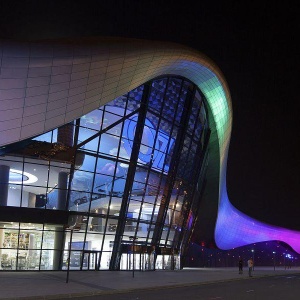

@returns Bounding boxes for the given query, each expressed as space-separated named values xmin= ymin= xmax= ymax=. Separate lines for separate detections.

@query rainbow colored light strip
xmin=196 ymin=64 xmax=300 ymax=254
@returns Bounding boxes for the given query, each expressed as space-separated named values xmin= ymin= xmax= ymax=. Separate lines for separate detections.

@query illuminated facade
xmin=0 ymin=37 xmax=299 ymax=271
xmin=0 ymin=76 xmax=210 ymax=270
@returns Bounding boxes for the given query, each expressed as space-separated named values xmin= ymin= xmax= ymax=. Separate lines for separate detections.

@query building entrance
xmin=81 ymin=250 xmax=100 ymax=270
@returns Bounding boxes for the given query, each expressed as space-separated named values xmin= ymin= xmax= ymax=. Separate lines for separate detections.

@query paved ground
xmin=0 ymin=267 xmax=299 ymax=299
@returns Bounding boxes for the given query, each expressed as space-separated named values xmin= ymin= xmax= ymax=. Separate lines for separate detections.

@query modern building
xmin=0 ymin=37 xmax=299 ymax=271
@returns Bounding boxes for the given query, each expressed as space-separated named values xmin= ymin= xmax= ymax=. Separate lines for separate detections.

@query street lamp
xmin=273 ymin=251 xmax=276 ymax=271
xmin=66 ymin=228 xmax=74 ymax=283
xmin=129 ymin=236 xmax=138 ymax=278
xmin=251 ymin=249 xmax=255 ymax=271
xmin=65 ymin=226 xmax=80 ymax=283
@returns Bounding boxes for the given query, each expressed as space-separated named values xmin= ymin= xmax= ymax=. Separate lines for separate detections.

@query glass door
xmin=81 ymin=250 xmax=99 ymax=270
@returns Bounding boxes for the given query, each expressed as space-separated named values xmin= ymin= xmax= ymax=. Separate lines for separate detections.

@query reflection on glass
xmin=0 ymin=76 xmax=208 ymax=271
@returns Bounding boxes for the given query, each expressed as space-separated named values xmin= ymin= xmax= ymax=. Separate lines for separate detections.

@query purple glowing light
xmin=215 ymin=190 xmax=300 ymax=254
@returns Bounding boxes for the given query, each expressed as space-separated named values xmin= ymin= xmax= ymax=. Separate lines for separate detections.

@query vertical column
xmin=110 ymin=83 xmax=151 ymax=270
xmin=0 ymin=226 xmax=4 ymax=268
xmin=53 ymin=228 xmax=65 ymax=270
xmin=28 ymin=234 xmax=35 ymax=255
xmin=57 ymin=172 xmax=68 ymax=210
xmin=57 ymin=122 xmax=73 ymax=211
xmin=151 ymin=86 xmax=194 ymax=247
xmin=57 ymin=122 xmax=74 ymax=147
xmin=0 ymin=165 xmax=10 ymax=206
xmin=28 ymin=192 xmax=36 ymax=208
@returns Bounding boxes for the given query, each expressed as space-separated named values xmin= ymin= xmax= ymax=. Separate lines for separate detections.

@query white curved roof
xmin=0 ymin=37 xmax=232 ymax=158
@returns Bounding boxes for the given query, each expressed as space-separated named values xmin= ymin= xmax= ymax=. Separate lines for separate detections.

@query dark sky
xmin=0 ymin=1 xmax=299 ymax=229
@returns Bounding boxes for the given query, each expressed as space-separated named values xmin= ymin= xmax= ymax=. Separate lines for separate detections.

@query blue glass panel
xmin=77 ymin=154 xmax=96 ymax=173
xmin=148 ymin=78 xmax=167 ymax=112
xmin=162 ymin=78 xmax=182 ymax=122
xmin=98 ymin=133 xmax=120 ymax=157
xmin=81 ymin=109 xmax=103 ymax=131
xmin=122 ymin=115 xmax=138 ymax=140
xmin=101 ymin=110 xmax=123 ymax=131
xmin=198 ymin=105 xmax=206 ymax=126
xmin=126 ymin=98 xmax=140 ymax=115
xmin=187 ymin=95 xmax=201 ymax=135
xmin=106 ymin=95 xmax=128 ymax=111
xmin=93 ymin=172 xmax=114 ymax=195
xmin=183 ymin=135 xmax=191 ymax=148
xmin=105 ymin=104 xmax=126 ymax=117
xmin=106 ymin=122 xmax=123 ymax=138
xmin=78 ymin=127 xmax=98 ymax=145
xmin=174 ymin=96 xmax=184 ymax=123
xmin=80 ymin=136 xmax=99 ymax=153
xmin=33 ymin=129 xmax=57 ymax=143
xmin=194 ymin=121 xmax=203 ymax=142
xmin=128 ymin=85 xmax=144 ymax=102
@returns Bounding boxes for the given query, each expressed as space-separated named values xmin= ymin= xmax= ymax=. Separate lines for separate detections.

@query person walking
xmin=247 ymin=258 xmax=253 ymax=277
xmin=238 ymin=258 xmax=243 ymax=274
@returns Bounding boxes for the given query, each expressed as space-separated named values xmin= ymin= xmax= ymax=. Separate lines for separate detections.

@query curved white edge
xmin=0 ymin=37 xmax=232 ymax=153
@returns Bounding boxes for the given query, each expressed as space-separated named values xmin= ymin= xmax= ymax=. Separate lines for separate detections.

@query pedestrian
xmin=238 ymin=258 xmax=243 ymax=274
xmin=247 ymin=258 xmax=253 ymax=277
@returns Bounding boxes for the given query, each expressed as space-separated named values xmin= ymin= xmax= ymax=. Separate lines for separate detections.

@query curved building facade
xmin=0 ymin=37 xmax=299 ymax=271
xmin=0 ymin=75 xmax=210 ymax=270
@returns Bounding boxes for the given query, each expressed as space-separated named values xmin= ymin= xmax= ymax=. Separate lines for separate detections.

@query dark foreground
xmin=59 ymin=274 xmax=300 ymax=300
xmin=1 ymin=267 xmax=300 ymax=299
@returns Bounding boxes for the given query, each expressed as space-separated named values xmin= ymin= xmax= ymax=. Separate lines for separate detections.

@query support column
xmin=53 ymin=228 xmax=65 ymax=270
xmin=28 ymin=192 xmax=36 ymax=208
xmin=28 ymin=234 xmax=35 ymax=256
xmin=0 ymin=165 xmax=10 ymax=206
xmin=110 ymin=83 xmax=151 ymax=270
xmin=57 ymin=122 xmax=74 ymax=147
xmin=57 ymin=172 xmax=68 ymax=210
xmin=0 ymin=225 xmax=4 ymax=268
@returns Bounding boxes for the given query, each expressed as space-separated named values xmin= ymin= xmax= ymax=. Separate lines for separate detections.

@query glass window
xmin=99 ymin=133 xmax=121 ymax=157
xmin=81 ymin=109 xmax=103 ymax=131
xmin=78 ymin=127 xmax=98 ymax=147
xmin=8 ymin=184 xmax=22 ymax=207
xmin=0 ymin=76 xmax=210 ymax=271
xmin=106 ymin=121 xmax=124 ymax=138
xmin=103 ymin=218 xmax=117 ymax=234
xmin=80 ymin=136 xmax=100 ymax=153
xmin=77 ymin=154 xmax=96 ymax=173
xmin=33 ymin=129 xmax=57 ymax=143
xmin=102 ymin=110 xmax=124 ymax=130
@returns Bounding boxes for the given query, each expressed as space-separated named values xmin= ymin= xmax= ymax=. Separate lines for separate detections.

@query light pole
xmin=129 ymin=236 xmax=138 ymax=278
xmin=65 ymin=226 xmax=80 ymax=283
xmin=273 ymin=251 xmax=276 ymax=271
xmin=251 ymin=249 xmax=255 ymax=271
xmin=66 ymin=228 xmax=73 ymax=283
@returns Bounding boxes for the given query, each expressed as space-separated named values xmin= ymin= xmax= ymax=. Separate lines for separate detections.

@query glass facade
xmin=0 ymin=76 xmax=210 ymax=271
xmin=0 ymin=222 xmax=63 ymax=270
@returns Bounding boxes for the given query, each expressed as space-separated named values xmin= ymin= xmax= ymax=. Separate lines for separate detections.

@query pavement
xmin=0 ymin=266 xmax=300 ymax=299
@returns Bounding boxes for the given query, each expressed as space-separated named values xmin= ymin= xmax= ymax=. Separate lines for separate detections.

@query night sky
xmin=0 ymin=1 xmax=299 ymax=229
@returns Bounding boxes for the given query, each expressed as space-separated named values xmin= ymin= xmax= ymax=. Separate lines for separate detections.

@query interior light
xmin=9 ymin=169 xmax=38 ymax=184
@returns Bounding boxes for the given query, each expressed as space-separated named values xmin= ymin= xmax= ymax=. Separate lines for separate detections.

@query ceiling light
xmin=9 ymin=169 xmax=38 ymax=184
